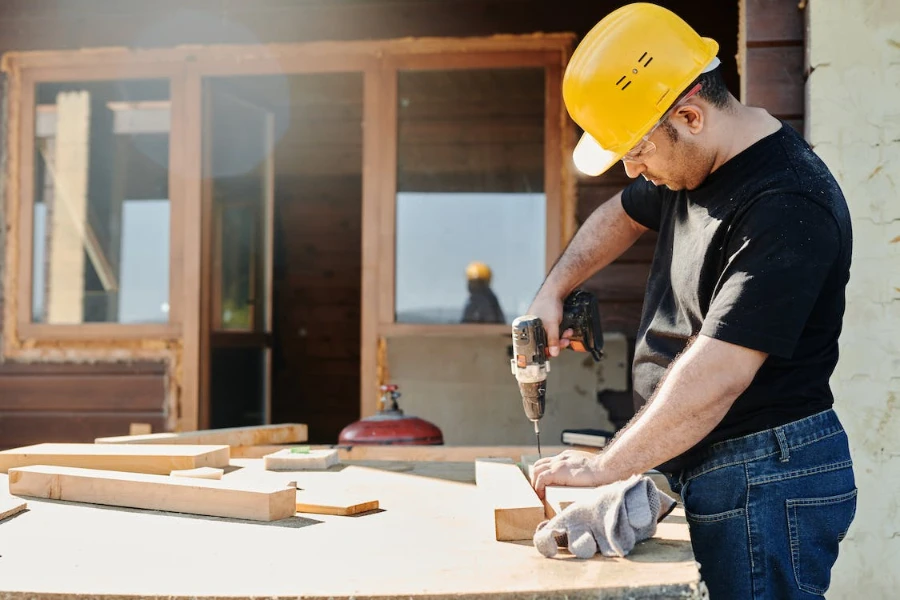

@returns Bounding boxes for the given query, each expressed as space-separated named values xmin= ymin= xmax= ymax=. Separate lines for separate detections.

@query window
xmin=30 ymin=79 xmax=172 ymax=326
xmin=394 ymin=68 xmax=547 ymax=325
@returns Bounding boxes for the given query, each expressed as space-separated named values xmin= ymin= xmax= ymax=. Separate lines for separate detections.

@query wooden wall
xmin=742 ymin=0 xmax=806 ymax=132
xmin=0 ymin=362 xmax=166 ymax=449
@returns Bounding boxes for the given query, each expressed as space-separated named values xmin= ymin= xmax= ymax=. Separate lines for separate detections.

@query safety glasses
xmin=621 ymin=82 xmax=703 ymax=163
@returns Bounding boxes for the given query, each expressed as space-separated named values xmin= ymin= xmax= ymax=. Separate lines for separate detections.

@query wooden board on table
xmin=295 ymin=490 xmax=379 ymax=516
xmin=8 ymin=465 xmax=296 ymax=522
xmin=0 ymin=494 xmax=27 ymax=521
xmin=232 ymin=444 xmax=573 ymax=460
xmin=95 ymin=423 xmax=308 ymax=447
xmin=0 ymin=443 xmax=230 ymax=475
xmin=475 ymin=458 xmax=544 ymax=541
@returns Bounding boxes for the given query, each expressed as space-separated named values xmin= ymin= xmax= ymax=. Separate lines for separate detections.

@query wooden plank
xmin=0 ymin=443 xmax=230 ymax=475
xmin=0 ymin=373 xmax=164 ymax=411
xmin=745 ymin=46 xmax=805 ymax=117
xmin=0 ymin=494 xmax=27 ymax=522
xmin=746 ymin=0 xmax=805 ymax=44
xmin=475 ymin=458 xmax=544 ymax=541
xmin=295 ymin=491 xmax=379 ymax=516
xmin=94 ymin=423 xmax=308 ymax=446
xmin=0 ymin=412 xmax=168 ymax=450
xmin=8 ymin=465 xmax=296 ymax=522
xmin=232 ymin=444 xmax=575 ymax=461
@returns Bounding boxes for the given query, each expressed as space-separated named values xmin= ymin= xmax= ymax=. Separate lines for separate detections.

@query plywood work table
xmin=0 ymin=458 xmax=704 ymax=600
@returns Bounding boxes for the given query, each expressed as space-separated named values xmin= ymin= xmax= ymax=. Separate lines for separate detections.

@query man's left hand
xmin=530 ymin=450 xmax=612 ymax=499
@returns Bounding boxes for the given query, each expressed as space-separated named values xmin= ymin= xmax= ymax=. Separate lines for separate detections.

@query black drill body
xmin=510 ymin=290 xmax=604 ymax=451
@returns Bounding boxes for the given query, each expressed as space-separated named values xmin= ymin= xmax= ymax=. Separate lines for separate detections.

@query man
xmin=461 ymin=261 xmax=506 ymax=324
xmin=528 ymin=4 xmax=857 ymax=599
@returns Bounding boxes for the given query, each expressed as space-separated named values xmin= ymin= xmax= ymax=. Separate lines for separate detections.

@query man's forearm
xmin=594 ymin=335 xmax=767 ymax=483
xmin=540 ymin=191 xmax=646 ymax=299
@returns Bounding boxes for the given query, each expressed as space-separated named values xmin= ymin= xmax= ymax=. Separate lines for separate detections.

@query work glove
xmin=533 ymin=474 xmax=676 ymax=559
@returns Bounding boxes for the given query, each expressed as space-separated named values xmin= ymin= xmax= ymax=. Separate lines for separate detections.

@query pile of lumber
xmin=1 ymin=423 xmax=378 ymax=524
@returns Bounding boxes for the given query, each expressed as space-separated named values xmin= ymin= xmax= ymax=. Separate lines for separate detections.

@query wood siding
xmin=0 ymin=362 xmax=166 ymax=449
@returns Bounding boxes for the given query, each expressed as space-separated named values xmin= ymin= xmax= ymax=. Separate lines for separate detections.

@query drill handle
xmin=560 ymin=289 xmax=605 ymax=361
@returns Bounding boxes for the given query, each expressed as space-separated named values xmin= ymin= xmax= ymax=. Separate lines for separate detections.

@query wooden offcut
xmin=0 ymin=443 xmax=230 ymax=475
xmin=8 ymin=465 xmax=297 ymax=522
xmin=170 ymin=467 xmax=224 ymax=480
xmin=0 ymin=494 xmax=27 ymax=522
xmin=296 ymin=491 xmax=379 ymax=516
xmin=475 ymin=458 xmax=544 ymax=541
xmin=264 ymin=448 xmax=339 ymax=471
xmin=94 ymin=423 xmax=308 ymax=447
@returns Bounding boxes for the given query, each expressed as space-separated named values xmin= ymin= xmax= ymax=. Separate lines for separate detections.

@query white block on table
xmin=263 ymin=448 xmax=339 ymax=471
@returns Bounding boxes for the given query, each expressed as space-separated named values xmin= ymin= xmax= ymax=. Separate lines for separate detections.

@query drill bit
xmin=534 ymin=421 xmax=542 ymax=458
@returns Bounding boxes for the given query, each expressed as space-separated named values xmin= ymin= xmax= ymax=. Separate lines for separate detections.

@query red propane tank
xmin=338 ymin=384 xmax=443 ymax=445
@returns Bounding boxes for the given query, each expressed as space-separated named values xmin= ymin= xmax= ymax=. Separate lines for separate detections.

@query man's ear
xmin=674 ymin=104 xmax=704 ymax=134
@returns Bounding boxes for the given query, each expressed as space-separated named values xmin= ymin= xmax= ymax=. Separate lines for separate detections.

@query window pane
xmin=32 ymin=80 xmax=171 ymax=324
xmin=395 ymin=68 xmax=546 ymax=325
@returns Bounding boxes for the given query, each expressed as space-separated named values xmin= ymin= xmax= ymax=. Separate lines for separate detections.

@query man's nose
xmin=622 ymin=160 xmax=645 ymax=179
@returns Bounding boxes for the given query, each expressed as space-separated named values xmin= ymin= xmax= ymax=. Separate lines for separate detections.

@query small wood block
xmin=475 ymin=458 xmax=544 ymax=541
xmin=543 ymin=485 xmax=601 ymax=519
xmin=295 ymin=491 xmax=379 ymax=516
xmin=8 ymin=465 xmax=296 ymax=522
xmin=129 ymin=423 xmax=153 ymax=436
xmin=0 ymin=443 xmax=230 ymax=475
xmin=0 ymin=494 xmax=27 ymax=522
xmin=264 ymin=448 xmax=339 ymax=471
xmin=170 ymin=467 xmax=224 ymax=480
xmin=95 ymin=423 xmax=308 ymax=447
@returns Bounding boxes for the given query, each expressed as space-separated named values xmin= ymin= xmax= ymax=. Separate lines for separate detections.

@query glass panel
xmin=205 ymin=77 xmax=281 ymax=333
xmin=395 ymin=68 xmax=546 ymax=325
xmin=32 ymin=80 xmax=171 ymax=324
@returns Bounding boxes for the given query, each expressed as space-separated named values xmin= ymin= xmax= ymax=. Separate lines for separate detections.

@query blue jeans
xmin=666 ymin=409 xmax=857 ymax=600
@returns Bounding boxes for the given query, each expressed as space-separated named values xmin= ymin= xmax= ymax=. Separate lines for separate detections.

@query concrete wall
xmin=385 ymin=333 xmax=627 ymax=446
xmin=806 ymin=1 xmax=900 ymax=597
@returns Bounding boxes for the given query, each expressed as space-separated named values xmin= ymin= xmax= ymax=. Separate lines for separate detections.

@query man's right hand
xmin=526 ymin=291 xmax=572 ymax=357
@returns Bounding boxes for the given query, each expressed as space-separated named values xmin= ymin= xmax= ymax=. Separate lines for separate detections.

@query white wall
xmin=806 ymin=1 xmax=900 ymax=597
xmin=385 ymin=333 xmax=627 ymax=446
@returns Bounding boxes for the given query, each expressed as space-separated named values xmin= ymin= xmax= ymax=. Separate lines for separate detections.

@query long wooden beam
xmin=0 ymin=443 xmax=230 ymax=475
xmin=95 ymin=424 xmax=308 ymax=447
xmin=8 ymin=465 xmax=297 ymax=522
xmin=475 ymin=458 xmax=544 ymax=541
xmin=232 ymin=444 xmax=575 ymax=461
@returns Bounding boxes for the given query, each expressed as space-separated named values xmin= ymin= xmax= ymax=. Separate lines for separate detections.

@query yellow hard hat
xmin=563 ymin=3 xmax=720 ymax=176
xmin=466 ymin=261 xmax=492 ymax=282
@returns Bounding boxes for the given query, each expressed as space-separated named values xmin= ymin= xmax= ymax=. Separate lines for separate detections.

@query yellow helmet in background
xmin=563 ymin=3 xmax=720 ymax=176
xmin=466 ymin=261 xmax=492 ymax=282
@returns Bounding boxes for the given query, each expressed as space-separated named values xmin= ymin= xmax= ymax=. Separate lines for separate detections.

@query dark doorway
xmin=202 ymin=72 xmax=363 ymax=441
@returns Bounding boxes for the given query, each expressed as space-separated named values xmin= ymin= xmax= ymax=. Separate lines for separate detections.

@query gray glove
xmin=533 ymin=474 xmax=676 ymax=559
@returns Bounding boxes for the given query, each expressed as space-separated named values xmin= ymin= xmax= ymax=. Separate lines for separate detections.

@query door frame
xmin=2 ymin=34 xmax=576 ymax=432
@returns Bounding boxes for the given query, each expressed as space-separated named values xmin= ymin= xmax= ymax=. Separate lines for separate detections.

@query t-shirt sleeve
xmin=621 ymin=178 xmax=666 ymax=231
xmin=700 ymin=195 xmax=842 ymax=358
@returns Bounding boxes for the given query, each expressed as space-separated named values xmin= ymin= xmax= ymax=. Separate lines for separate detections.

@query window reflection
xmin=31 ymin=80 xmax=171 ymax=324
xmin=395 ymin=68 xmax=546 ymax=325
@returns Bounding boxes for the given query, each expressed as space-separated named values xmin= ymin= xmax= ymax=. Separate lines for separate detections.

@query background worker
xmin=461 ymin=261 xmax=506 ymax=324
xmin=528 ymin=4 xmax=856 ymax=599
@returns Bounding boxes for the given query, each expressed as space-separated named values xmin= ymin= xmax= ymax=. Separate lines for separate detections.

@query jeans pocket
xmin=684 ymin=507 xmax=751 ymax=599
xmin=786 ymin=488 xmax=858 ymax=595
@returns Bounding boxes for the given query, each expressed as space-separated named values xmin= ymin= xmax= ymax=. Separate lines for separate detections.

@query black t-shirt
xmin=620 ymin=122 xmax=852 ymax=472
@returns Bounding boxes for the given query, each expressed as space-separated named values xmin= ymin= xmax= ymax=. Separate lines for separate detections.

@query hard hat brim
xmin=573 ymin=132 xmax=622 ymax=177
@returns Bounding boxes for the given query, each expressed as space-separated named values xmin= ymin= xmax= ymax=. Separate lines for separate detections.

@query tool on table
xmin=510 ymin=289 xmax=604 ymax=457
xmin=338 ymin=384 xmax=444 ymax=446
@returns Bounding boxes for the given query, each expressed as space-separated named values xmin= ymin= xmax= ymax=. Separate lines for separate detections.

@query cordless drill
xmin=510 ymin=289 xmax=604 ymax=456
